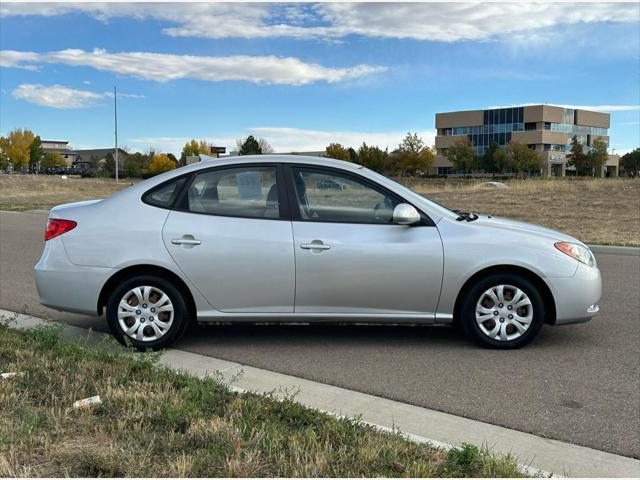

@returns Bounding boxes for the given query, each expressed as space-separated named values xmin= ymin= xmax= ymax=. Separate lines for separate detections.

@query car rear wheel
xmin=106 ymin=275 xmax=189 ymax=350
xmin=460 ymin=273 xmax=545 ymax=349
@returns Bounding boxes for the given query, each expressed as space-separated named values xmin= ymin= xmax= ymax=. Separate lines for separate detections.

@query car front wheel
xmin=460 ymin=273 xmax=545 ymax=349
xmin=106 ymin=275 xmax=189 ymax=350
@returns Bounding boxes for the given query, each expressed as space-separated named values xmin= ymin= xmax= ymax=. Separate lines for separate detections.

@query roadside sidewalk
xmin=2 ymin=309 xmax=639 ymax=478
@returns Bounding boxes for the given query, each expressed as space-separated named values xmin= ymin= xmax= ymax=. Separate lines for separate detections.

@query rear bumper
xmin=547 ymin=263 xmax=602 ymax=325
xmin=34 ymin=238 xmax=114 ymax=316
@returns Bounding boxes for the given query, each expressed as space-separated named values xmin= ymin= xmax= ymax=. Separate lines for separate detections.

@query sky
xmin=1 ymin=1 xmax=639 ymax=156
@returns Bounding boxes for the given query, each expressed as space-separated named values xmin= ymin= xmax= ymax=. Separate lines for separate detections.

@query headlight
xmin=555 ymin=242 xmax=596 ymax=267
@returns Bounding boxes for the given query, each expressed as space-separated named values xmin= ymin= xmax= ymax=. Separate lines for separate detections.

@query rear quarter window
xmin=143 ymin=177 xmax=186 ymax=209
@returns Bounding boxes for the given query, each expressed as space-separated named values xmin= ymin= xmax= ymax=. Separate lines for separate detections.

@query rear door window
xmin=186 ymin=166 xmax=280 ymax=219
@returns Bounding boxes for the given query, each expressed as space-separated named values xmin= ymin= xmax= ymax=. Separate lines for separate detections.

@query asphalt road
xmin=1 ymin=210 xmax=638 ymax=458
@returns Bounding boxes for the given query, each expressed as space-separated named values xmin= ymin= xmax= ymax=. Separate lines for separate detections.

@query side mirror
xmin=392 ymin=203 xmax=420 ymax=225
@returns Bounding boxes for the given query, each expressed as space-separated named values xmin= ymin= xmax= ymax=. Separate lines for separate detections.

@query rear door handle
xmin=171 ymin=238 xmax=201 ymax=246
xmin=300 ymin=241 xmax=331 ymax=251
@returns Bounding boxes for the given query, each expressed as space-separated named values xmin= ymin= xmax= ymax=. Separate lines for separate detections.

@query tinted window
xmin=187 ymin=166 xmax=280 ymax=219
xmin=291 ymin=167 xmax=400 ymax=224
xmin=144 ymin=177 xmax=185 ymax=208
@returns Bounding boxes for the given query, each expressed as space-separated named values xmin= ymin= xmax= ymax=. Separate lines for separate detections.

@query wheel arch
xmin=453 ymin=265 xmax=557 ymax=326
xmin=97 ymin=264 xmax=197 ymax=319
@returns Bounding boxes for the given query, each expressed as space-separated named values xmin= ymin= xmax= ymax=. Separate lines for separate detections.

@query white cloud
xmin=1 ymin=2 xmax=636 ymax=42
xmin=486 ymin=103 xmax=640 ymax=112
xmin=129 ymin=127 xmax=436 ymax=156
xmin=0 ymin=48 xmax=385 ymax=85
xmin=11 ymin=83 xmax=143 ymax=108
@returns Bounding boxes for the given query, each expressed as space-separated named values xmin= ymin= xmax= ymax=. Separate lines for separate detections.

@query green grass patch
xmin=0 ymin=323 xmax=526 ymax=477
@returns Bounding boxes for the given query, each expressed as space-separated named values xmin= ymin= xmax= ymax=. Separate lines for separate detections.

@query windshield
xmin=361 ymin=168 xmax=460 ymax=220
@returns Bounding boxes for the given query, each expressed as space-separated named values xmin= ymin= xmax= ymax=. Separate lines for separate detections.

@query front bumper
xmin=546 ymin=262 xmax=602 ymax=325
xmin=34 ymin=237 xmax=114 ymax=316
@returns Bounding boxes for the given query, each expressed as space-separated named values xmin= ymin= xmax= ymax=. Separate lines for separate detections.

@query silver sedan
xmin=35 ymin=155 xmax=601 ymax=349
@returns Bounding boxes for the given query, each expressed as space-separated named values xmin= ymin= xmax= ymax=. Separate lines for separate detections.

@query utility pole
xmin=114 ymin=85 xmax=119 ymax=184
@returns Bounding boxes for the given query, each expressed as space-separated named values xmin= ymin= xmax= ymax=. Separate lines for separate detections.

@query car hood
xmin=472 ymin=215 xmax=586 ymax=246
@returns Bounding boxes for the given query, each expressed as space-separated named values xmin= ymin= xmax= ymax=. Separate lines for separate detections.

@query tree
xmin=500 ymin=141 xmax=542 ymax=176
xmin=347 ymin=147 xmax=358 ymax=163
xmin=258 ymin=138 xmax=274 ymax=154
xmin=620 ymin=148 xmax=640 ymax=176
xmin=588 ymin=138 xmax=608 ymax=177
xmin=0 ymin=136 xmax=9 ymax=171
xmin=394 ymin=132 xmax=434 ymax=176
xmin=446 ymin=138 xmax=475 ymax=173
xmin=568 ymin=135 xmax=590 ymax=176
xmin=123 ymin=158 xmax=141 ymax=178
xmin=40 ymin=152 xmax=67 ymax=169
xmin=4 ymin=128 xmax=35 ymax=171
xmin=493 ymin=147 xmax=510 ymax=173
xmin=28 ymin=135 xmax=43 ymax=172
xmin=237 ymin=135 xmax=262 ymax=155
xmin=181 ymin=139 xmax=212 ymax=164
xmin=325 ymin=143 xmax=350 ymax=161
xmin=356 ymin=143 xmax=389 ymax=173
xmin=478 ymin=142 xmax=501 ymax=173
xmin=102 ymin=153 xmax=116 ymax=178
xmin=148 ymin=153 xmax=176 ymax=175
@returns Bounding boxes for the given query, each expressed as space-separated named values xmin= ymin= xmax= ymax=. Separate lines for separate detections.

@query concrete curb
xmin=589 ymin=244 xmax=640 ymax=256
xmin=2 ymin=309 xmax=639 ymax=478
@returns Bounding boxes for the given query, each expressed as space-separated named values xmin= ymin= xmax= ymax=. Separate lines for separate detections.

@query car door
xmin=162 ymin=164 xmax=295 ymax=313
xmin=286 ymin=165 xmax=443 ymax=317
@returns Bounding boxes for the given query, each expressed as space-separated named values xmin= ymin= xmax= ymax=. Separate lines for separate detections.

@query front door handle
xmin=300 ymin=241 xmax=331 ymax=251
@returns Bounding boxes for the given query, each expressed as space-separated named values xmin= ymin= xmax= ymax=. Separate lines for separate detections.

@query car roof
xmin=196 ymin=154 xmax=362 ymax=171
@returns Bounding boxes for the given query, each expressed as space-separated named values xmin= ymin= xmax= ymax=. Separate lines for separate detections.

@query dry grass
xmin=0 ymin=175 xmax=134 ymax=211
xmin=1 ymin=174 xmax=637 ymax=246
xmin=0 ymin=321 xmax=525 ymax=477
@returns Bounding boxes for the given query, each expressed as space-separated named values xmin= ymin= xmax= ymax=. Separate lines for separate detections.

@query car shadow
xmin=175 ymin=320 xmax=587 ymax=352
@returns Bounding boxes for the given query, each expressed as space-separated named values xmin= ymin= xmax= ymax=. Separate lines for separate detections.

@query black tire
xmin=460 ymin=273 xmax=545 ymax=349
xmin=106 ymin=274 xmax=190 ymax=350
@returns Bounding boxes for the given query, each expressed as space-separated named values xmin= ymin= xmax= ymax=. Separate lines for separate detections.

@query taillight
xmin=44 ymin=218 xmax=77 ymax=241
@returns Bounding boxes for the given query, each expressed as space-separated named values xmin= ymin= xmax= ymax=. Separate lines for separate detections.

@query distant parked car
xmin=317 ymin=178 xmax=348 ymax=190
xmin=35 ymin=155 xmax=601 ymax=350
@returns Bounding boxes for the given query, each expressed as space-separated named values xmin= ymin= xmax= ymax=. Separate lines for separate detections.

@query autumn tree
xmin=40 ymin=151 xmax=67 ymax=169
xmin=588 ymin=138 xmax=608 ymax=177
xmin=148 ymin=153 xmax=176 ymax=175
xmin=394 ymin=132 xmax=434 ymax=176
xmin=356 ymin=143 xmax=389 ymax=173
xmin=325 ymin=143 xmax=350 ymax=161
xmin=446 ymin=138 xmax=475 ymax=173
xmin=4 ymin=128 xmax=35 ymax=171
xmin=181 ymin=139 xmax=212 ymax=164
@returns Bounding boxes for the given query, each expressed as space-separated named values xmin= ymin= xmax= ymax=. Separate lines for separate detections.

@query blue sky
xmin=1 ymin=2 xmax=639 ymax=155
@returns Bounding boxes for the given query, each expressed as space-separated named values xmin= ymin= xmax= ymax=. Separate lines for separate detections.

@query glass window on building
xmin=525 ymin=122 xmax=536 ymax=130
